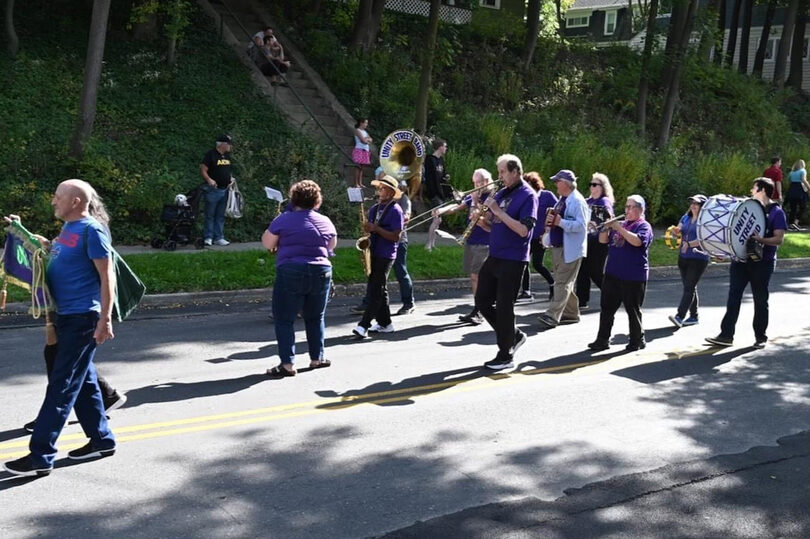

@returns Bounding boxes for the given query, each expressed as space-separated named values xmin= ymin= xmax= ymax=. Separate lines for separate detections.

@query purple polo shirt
xmin=462 ymin=192 xmax=492 ymax=246
xmin=587 ymin=197 xmax=614 ymax=238
xmin=369 ymin=201 xmax=404 ymax=260
xmin=678 ymin=213 xmax=709 ymax=261
xmin=268 ymin=209 xmax=336 ymax=267
xmin=763 ymin=204 xmax=787 ymax=262
xmin=549 ymin=196 xmax=567 ymax=247
xmin=604 ymin=218 xmax=654 ymax=281
xmin=533 ymin=190 xmax=558 ymax=240
xmin=488 ymin=180 xmax=538 ymax=262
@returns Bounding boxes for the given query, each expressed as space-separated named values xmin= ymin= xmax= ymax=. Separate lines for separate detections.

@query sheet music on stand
xmin=264 ymin=186 xmax=283 ymax=202
xmin=347 ymin=187 xmax=364 ymax=203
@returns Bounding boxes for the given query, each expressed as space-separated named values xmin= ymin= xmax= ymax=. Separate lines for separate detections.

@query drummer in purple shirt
xmin=352 ymin=175 xmax=405 ymax=339
xmin=262 ymin=180 xmax=337 ymax=377
xmin=588 ymin=194 xmax=654 ymax=352
xmin=476 ymin=154 xmax=539 ymax=370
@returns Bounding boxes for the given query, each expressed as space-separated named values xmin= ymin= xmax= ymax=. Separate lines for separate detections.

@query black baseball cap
xmin=216 ymin=134 xmax=233 ymax=144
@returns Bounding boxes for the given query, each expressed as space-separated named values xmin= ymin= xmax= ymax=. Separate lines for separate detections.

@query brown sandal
xmin=309 ymin=359 xmax=331 ymax=369
xmin=267 ymin=365 xmax=296 ymax=377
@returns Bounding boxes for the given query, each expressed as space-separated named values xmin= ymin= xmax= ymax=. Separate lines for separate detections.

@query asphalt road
xmin=1 ymin=268 xmax=809 ymax=538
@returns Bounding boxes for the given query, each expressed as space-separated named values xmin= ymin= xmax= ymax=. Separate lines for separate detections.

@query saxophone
xmin=457 ymin=205 xmax=489 ymax=245
xmin=355 ymin=200 xmax=372 ymax=276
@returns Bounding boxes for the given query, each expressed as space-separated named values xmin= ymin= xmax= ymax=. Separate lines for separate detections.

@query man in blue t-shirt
xmin=706 ymin=177 xmax=787 ymax=349
xmin=4 ymin=180 xmax=117 ymax=477
xmin=476 ymin=154 xmax=538 ymax=371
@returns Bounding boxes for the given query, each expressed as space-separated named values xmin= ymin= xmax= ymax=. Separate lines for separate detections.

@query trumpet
xmin=355 ymin=200 xmax=372 ymax=276
xmin=596 ymin=214 xmax=625 ymax=232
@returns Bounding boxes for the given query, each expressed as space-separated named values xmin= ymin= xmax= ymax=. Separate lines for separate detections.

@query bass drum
xmin=696 ymin=195 xmax=765 ymax=262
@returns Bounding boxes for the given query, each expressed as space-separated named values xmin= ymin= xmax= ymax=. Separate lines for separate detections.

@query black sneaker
xmin=459 ymin=309 xmax=483 ymax=325
xmin=510 ymin=329 xmax=527 ymax=355
xmin=587 ymin=340 xmax=610 ymax=351
xmin=3 ymin=455 xmax=52 ymax=477
xmin=483 ymin=357 xmax=514 ymax=371
xmin=753 ymin=338 xmax=767 ymax=349
xmin=625 ymin=340 xmax=646 ymax=352
xmin=517 ymin=290 xmax=533 ymax=300
xmin=559 ymin=317 xmax=580 ymax=325
xmin=103 ymin=391 xmax=127 ymax=412
xmin=537 ymin=313 xmax=558 ymax=328
xmin=396 ymin=305 xmax=415 ymax=315
xmin=350 ymin=304 xmax=367 ymax=314
xmin=67 ymin=442 xmax=116 ymax=461
xmin=23 ymin=420 xmax=36 ymax=433
xmin=705 ymin=335 xmax=733 ymax=347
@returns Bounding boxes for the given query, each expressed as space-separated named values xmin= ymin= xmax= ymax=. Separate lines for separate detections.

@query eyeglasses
xmin=589 ymin=183 xmax=602 ymax=187
xmin=625 ymin=204 xmax=638 ymax=209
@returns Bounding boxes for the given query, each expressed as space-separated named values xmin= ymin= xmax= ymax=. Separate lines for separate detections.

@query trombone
xmin=404 ymin=179 xmax=502 ymax=232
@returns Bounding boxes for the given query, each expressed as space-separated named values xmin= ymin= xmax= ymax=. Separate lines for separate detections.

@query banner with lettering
xmin=1 ymin=225 xmax=48 ymax=305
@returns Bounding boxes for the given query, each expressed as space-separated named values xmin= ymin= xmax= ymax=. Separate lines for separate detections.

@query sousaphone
xmin=379 ymin=129 xmax=425 ymax=198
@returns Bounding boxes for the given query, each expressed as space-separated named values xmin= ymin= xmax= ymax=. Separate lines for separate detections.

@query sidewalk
xmin=382 ymin=430 xmax=810 ymax=538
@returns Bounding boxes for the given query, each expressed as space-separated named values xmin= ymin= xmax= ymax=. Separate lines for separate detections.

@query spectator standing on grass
xmin=762 ymin=156 xmax=783 ymax=203
xmin=784 ymin=159 xmax=809 ymax=231
xmin=200 ymin=134 xmax=235 ymax=246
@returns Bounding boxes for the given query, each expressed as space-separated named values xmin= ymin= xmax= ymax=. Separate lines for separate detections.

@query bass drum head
xmin=728 ymin=198 xmax=766 ymax=261
xmin=696 ymin=195 xmax=737 ymax=260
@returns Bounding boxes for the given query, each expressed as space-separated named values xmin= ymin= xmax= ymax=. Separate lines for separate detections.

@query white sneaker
xmin=352 ymin=325 xmax=368 ymax=338
xmin=204 ymin=238 xmax=212 ymax=246
xmin=214 ymin=239 xmax=230 ymax=246
xmin=369 ymin=323 xmax=395 ymax=333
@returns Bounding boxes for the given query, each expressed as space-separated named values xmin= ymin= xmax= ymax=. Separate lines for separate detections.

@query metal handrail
xmin=218 ymin=0 xmax=355 ymax=164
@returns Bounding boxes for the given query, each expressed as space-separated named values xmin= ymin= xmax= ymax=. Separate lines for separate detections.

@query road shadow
xmin=121 ymin=374 xmax=268 ymax=409
xmin=515 ymin=348 xmax=625 ymax=376
xmin=611 ymin=346 xmax=755 ymax=384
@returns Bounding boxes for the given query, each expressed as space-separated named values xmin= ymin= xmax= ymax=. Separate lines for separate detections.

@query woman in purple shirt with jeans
xmin=262 ymin=180 xmax=337 ymax=377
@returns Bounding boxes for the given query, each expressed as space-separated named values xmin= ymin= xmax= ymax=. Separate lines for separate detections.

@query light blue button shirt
xmin=556 ymin=189 xmax=590 ymax=263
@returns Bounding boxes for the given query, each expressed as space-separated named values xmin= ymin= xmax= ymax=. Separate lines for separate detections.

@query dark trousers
xmin=719 ymin=260 xmax=774 ymax=341
xmin=360 ymin=241 xmax=414 ymax=308
xmin=597 ymin=274 xmax=647 ymax=345
xmin=575 ymin=237 xmax=608 ymax=304
xmin=359 ymin=257 xmax=394 ymax=329
xmin=475 ymin=257 xmax=526 ymax=360
xmin=521 ymin=238 xmax=554 ymax=292
xmin=676 ymin=257 xmax=709 ymax=318
xmin=30 ymin=312 xmax=115 ymax=467
xmin=786 ymin=197 xmax=807 ymax=224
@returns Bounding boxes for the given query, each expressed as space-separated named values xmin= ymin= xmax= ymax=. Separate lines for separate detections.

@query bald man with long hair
xmin=4 ymin=179 xmax=118 ymax=477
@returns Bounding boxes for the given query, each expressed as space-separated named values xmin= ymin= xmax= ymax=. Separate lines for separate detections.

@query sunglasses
xmin=589 ymin=183 xmax=602 ymax=187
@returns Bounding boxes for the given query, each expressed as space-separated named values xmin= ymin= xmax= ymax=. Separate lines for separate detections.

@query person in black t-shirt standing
xmin=423 ymin=139 xmax=448 ymax=208
xmin=200 ymin=134 xmax=234 ymax=246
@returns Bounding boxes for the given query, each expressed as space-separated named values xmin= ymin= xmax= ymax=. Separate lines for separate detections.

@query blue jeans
xmin=29 ymin=312 xmax=115 ymax=467
xmin=719 ymin=260 xmax=774 ymax=341
xmin=360 ymin=241 xmax=414 ymax=308
xmin=203 ymin=186 xmax=228 ymax=241
xmin=272 ymin=263 xmax=332 ymax=364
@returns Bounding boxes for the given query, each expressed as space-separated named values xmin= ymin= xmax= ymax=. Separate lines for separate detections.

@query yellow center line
xmin=0 ymin=342 xmax=761 ymax=460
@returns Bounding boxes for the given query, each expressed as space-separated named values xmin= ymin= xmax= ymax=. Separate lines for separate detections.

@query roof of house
xmin=568 ymin=0 xmax=628 ymax=12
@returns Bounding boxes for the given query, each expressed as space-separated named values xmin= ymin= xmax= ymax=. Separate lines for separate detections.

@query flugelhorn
xmin=596 ymin=214 xmax=625 ymax=232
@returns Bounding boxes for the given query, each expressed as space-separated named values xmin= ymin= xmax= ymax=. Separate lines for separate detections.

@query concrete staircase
xmin=196 ymin=0 xmax=376 ymax=186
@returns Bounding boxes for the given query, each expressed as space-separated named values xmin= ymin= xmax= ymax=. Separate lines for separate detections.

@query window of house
xmin=604 ymin=11 xmax=617 ymax=35
xmin=566 ymin=14 xmax=590 ymax=28
xmin=764 ymin=37 xmax=779 ymax=61
xmin=480 ymin=0 xmax=500 ymax=8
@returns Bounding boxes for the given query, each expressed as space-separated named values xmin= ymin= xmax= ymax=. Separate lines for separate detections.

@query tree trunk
xmin=724 ymin=0 xmax=741 ymax=67
xmin=752 ymin=0 xmax=777 ymax=77
xmin=637 ymin=0 xmax=660 ymax=137
xmin=658 ymin=0 xmax=698 ymax=149
xmin=522 ymin=0 xmax=541 ymax=72
xmin=349 ymin=0 xmax=372 ymax=53
xmin=786 ymin=0 xmax=807 ymax=90
xmin=414 ymin=0 xmax=441 ymax=134
xmin=697 ymin=0 xmax=722 ymax=62
xmin=167 ymin=36 xmax=177 ymax=66
xmin=662 ymin=0 xmax=688 ymax=89
xmin=774 ymin=0 xmax=799 ymax=87
xmin=5 ymin=0 xmax=18 ymax=57
xmin=69 ymin=0 xmax=111 ymax=160
xmin=555 ymin=0 xmax=565 ymax=38
xmin=714 ymin=0 xmax=726 ymax=65
xmin=737 ymin=0 xmax=753 ymax=73
xmin=364 ymin=0 xmax=386 ymax=52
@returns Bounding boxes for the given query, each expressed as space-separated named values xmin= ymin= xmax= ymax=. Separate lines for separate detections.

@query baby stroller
xmin=150 ymin=186 xmax=205 ymax=251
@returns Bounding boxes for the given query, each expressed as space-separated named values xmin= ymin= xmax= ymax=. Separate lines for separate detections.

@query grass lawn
xmin=4 ymin=234 xmax=809 ymax=302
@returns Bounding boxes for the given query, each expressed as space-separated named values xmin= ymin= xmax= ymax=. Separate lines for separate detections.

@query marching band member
xmin=588 ymin=195 xmax=653 ymax=352
xmin=575 ymin=173 xmax=615 ymax=310
xmin=705 ymin=178 xmax=787 ymax=349
xmin=668 ymin=195 xmax=710 ymax=328
xmin=352 ymin=175 xmax=405 ymax=338
xmin=475 ymin=155 xmax=538 ymax=370
xmin=519 ymin=172 xmax=557 ymax=302
xmin=440 ymin=168 xmax=494 ymax=325
xmin=536 ymin=170 xmax=589 ymax=329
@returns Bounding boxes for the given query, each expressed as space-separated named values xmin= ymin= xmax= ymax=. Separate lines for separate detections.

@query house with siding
xmin=562 ymin=0 xmax=636 ymax=43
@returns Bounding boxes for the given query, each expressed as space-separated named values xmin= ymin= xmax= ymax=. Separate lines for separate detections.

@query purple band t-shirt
xmin=369 ymin=201 xmax=404 ymax=260
xmin=678 ymin=213 xmax=709 ymax=261
xmin=488 ymin=181 xmax=538 ymax=262
xmin=604 ymin=218 xmax=654 ymax=281
xmin=462 ymin=192 xmax=492 ymax=246
xmin=269 ymin=209 xmax=337 ymax=267
xmin=763 ymin=204 xmax=787 ymax=262
xmin=533 ymin=190 xmax=559 ymax=239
